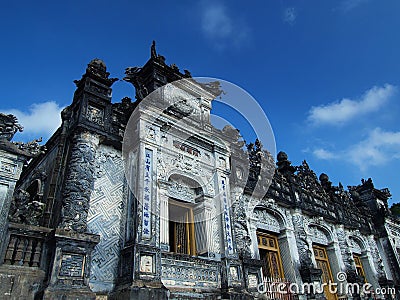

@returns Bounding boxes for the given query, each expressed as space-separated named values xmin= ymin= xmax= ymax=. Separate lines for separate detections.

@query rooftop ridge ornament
xmin=13 ymin=138 xmax=46 ymax=157
xmin=74 ymin=58 xmax=118 ymax=87
xmin=150 ymin=40 xmax=166 ymax=64
xmin=0 ymin=113 xmax=23 ymax=141
xmin=0 ymin=113 xmax=46 ymax=157
xmin=151 ymin=40 xmax=157 ymax=58
xmin=124 ymin=41 xmax=195 ymax=101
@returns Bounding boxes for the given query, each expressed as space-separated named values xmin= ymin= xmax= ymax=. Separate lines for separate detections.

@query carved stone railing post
xmin=44 ymin=130 xmax=100 ymax=299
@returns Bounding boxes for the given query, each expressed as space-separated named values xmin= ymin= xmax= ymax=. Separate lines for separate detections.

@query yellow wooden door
xmin=257 ymin=233 xmax=284 ymax=279
xmin=313 ymin=245 xmax=337 ymax=300
xmin=353 ymin=254 xmax=366 ymax=282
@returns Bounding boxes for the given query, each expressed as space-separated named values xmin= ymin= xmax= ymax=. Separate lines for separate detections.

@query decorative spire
xmin=151 ymin=40 xmax=157 ymax=58
xmin=319 ymin=173 xmax=333 ymax=192
xmin=276 ymin=151 xmax=296 ymax=175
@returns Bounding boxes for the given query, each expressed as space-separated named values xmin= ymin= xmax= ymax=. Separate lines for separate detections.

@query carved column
xmin=59 ymin=131 xmax=99 ymax=232
xmin=336 ymin=225 xmax=360 ymax=288
xmin=368 ymin=236 xmax=387 ymax=289
xmin=44 ymin=130 xmax=100 ymax=299
xmin=292 ymin=212 xmax=322 ymax=289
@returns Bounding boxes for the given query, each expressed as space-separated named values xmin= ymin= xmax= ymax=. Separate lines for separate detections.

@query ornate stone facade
xmin=0 ymin=43 xmax=399 ymax=300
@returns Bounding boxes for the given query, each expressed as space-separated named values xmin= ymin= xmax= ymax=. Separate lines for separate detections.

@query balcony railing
xmin=2 ymin=223 xmax=52 ymax=268
xmin=161 ymin=252 xmax=220 ymax=289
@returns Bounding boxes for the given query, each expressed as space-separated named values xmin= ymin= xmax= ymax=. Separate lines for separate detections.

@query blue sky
xmin=1 ymin=0 xmax=399 ymax=206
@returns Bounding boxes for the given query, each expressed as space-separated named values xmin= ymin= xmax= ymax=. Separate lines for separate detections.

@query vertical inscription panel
xmin=220 ymin=177 xmax=233 ymax=254
xmin=142 ymin=148 xmax=153 ymax=239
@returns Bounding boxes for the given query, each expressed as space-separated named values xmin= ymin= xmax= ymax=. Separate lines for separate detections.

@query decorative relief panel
xmin=254 ymin=209 xmax=280 ymax=233
xmin=0 ymin=161 xmax=16 ymax=175
xmin=336 ymin=228 xmax=353 ymax=272
xmin=172 ymin=154 xmax=203 ymax=176
xmin=145 ymin=125 xmax=157 ymax=142
xmin=157 ymin=151 xmax=214 ymax=195
xmin=87 ymin=104 xmax=104 ymax=126
xmin=210 ymin=204 xmax=221 ymax=255
xmin=308 ymin=225 xmax=329 ymax=245
xmin=292 ymin=214 xmax=313 ymax=268
xmin=162 ymin=83 xmax=200 ymax=117
xmin=167 ymin=181 xmax=195 ymax=203
xmin=161 ymin=253 xmax=220 ymax=288
xmin=348 ymin=236 xmax=363 ymax=254
xmin=88 ymin=146 xmax=125 ymax=291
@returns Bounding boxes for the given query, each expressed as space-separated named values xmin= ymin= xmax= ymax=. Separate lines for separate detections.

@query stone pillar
xmin=279 ymin=228 xmax=301 ymax=284
xmin=248 ymin=216 xmax=259 ymax=259
xmin=159 ymin=184 xmax=169 ymax=250
xmin=203 ymin=196 xmax=215 ymax=256
xmin=44 ymin=130 xmax=100 ymax=299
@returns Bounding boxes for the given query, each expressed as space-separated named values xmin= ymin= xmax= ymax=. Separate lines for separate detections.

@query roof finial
xmin=151 ymin=40 xmax=157 ymax=59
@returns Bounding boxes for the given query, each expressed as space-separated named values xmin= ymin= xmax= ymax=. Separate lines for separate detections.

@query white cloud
xmin=339 ymin=0 xmax=368 ymax=12
xmin=283 ymin=7 xmax=297 ymax=25
xmin=347 ymin=128 xmax=400 ymax=170
xmin=308 ymin=84 xmax=396 ymax=126
xmin=313 ymin=148 xmax=337 ymax=160
xmin=312 ymin=128 xmax=400 ymax=171
xmin=200 ymin=2 xmax=249 ymax=48
xmin=202 ymin=5 xmax=232 ymax=39
xmin=2 ymin=101 xmax=63 ymax=142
